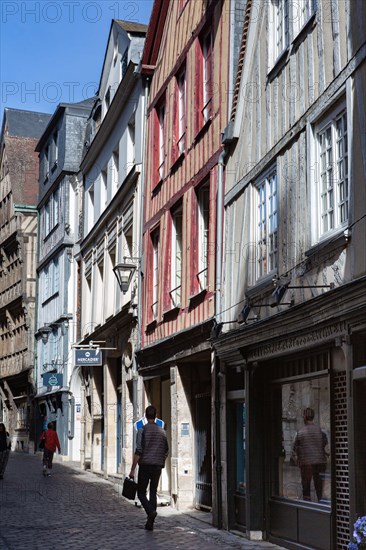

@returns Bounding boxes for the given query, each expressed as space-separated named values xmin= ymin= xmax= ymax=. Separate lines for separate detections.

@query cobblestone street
xmin=0 ymin=453 xmax=285 ymax=550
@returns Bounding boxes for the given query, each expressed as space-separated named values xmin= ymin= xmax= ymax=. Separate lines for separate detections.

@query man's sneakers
xmin=145 ymin=510 xmax=157 ymax=531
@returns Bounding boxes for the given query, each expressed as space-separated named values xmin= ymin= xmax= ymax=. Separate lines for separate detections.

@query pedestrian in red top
xmin=41 ymin=422 xmax=61 ymax=477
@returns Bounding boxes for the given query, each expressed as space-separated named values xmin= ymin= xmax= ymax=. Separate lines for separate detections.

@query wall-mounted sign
xmin=181 ymin=422 xmax=190 ymax=436
xmin=43 ymin=373 xmax=63 ymax=387
xmin=74 ymin=349 xmax=102 ymax=366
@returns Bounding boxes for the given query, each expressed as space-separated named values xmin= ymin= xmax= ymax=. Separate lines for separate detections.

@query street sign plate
xmin=74 ymin=349 xmax=102 ymax=366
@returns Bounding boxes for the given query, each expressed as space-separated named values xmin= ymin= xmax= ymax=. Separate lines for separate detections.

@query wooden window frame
xmin=195 ymin=28 xmax=213 ymax=135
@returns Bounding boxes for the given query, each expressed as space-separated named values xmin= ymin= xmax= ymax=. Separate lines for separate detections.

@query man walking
xmin=129 ymin=405 xmax=169 ymax=531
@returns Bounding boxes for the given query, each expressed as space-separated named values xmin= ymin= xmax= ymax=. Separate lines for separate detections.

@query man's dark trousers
xmin=137 ymin=464 xmax=162 ymax=515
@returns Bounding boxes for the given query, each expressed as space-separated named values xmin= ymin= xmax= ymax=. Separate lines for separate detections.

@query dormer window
xmin=121 ymin=48 xmax=128 ymax=80
xmin=105 ymin=87 xmax=111 ymax=110
xmin=52 ymin=130 xmax=58 ymax=171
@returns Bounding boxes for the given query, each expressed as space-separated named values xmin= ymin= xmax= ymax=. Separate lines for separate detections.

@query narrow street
xmin=0 ymin=453 xmax=284 ymax=550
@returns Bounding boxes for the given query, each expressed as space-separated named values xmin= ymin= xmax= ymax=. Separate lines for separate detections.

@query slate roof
xmin=115 ymin=20 xmax=148 ymax=34
xmin=3 ymin=108 xmax=51 ymax=140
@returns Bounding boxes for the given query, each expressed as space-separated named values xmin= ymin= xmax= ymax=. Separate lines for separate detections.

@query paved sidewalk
xmin=0 ymin=452 xmax=285 ymax=550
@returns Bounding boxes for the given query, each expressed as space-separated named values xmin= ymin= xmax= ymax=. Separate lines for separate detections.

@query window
xmin=105 ymin=87 xmax=111 ymax=110
xmin=52 ymin=257 xmax=59 ymax=295
xmin=43 ymin=265 xmax=49 ymax=301
xmin=171 ymin=204 xmax=183 ymax=307
xmin=272 ymin=376 xmax=331 ymax=505
xmin=315 ymin=106 xmax=348 ymax=238
xmin=106 ymin=245 xmax=117 ymax=318
xmin=171 ymin=65 xmax=186 ymax=165
xmin=43 ymin=190 xmax=60 ymax=238
xmin=151 ymin=97 xmax=166 ymax=189
xmin=123 ymin=223 xmax=133 ymax=260
xmin=44 ymin=146 xmax=50 ymax=181
xmin=270 ymin=0 xmax=289 ymax=65
xmin=158 ymin=103 xmax=165 ymax=180
xmin=42 ymin=258 xmax=59 ymax=301
xmin=151 ymin=229 xmax=160 ymax=320
xmin=202 ymin=31 xmax=213 ymax=123
xmin=113 ymin=147 xmax=119 ymax=190
xmin=127 ymin=117 xmax=135 ymax=172
xmin=44 ymin=203 xmax=50 ymax=236
xmin=197 ymin=182 xmax=210 ymax=290
xmin=270 ymin=1 xmax=316 ymax=67
xmin=101 ymin=167 xmax=108 ymax=208
xmin=53 ymin=189 xmax=59 ymax=227
xmin=87 ymin=184 xmax=95 ymax=232
xmin=254 ymin=168 xmax=278 ymax=279
xmin=292 ymin=0 xmax=315 ymax=36
xmin=52 ymin=130 xmax=58 ymax=168
xmin=121 ymin=48 xmax=128 ymax=79
xmin=195 ymin=30 xmax=213 ymax=132
xmin=95 ymin=258 xmax=104 ymax=325
xmin=122 ymin=201 xmax=134 ymax=258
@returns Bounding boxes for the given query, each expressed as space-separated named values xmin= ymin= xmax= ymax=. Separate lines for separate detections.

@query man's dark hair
xmin=303 ymin=408 xmax=315 ymax=421
xmin=48 ymin=422 xmax=54 ymax=430
xmin=145 ymin=405 xmax=157 ymax=420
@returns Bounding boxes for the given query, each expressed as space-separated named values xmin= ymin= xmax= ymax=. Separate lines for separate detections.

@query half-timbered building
xmin=138 ymin=0 xmax=243 ymax=512
xmin=0 ymin=108 xmax=50 ymax=452
xmin=213 ymin=1 xmax=366 ymax=548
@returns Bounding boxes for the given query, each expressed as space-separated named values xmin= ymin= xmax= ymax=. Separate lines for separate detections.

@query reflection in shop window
xmin=273 ymin=377 xmax=331 ymax=505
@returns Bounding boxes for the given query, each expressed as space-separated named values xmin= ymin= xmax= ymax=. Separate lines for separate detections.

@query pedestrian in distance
xmin=0 ymin=423 xmax=11 ymax=480
xmin=292 ymin=408 xmax=329 ymax=502
xmin=129 ymin=405 xmax=169 ymax=531
xmin=41 ymin=422 xmax=61 ymax=477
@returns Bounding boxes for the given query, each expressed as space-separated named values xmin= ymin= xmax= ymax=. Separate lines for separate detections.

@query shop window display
xmin=273 ymin=376 xmax=331 ymax=505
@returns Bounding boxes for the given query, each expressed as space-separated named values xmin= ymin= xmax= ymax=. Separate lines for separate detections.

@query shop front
xmin=137 ymin=323 xmax=213 ymax=512
xmin=263 ymin=352 xmax=333 ymax=550
xmin=213 ymin=287 xmax=365 ymax=550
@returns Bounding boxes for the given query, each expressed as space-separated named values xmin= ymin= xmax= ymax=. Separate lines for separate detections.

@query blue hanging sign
xmin=75 ymin=349 xmax=102 ymax=366
xmin=43 ymin=373 xmax=63 ymax=387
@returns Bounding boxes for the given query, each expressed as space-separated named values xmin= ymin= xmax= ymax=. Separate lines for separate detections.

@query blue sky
xmin=0 ymin=1 xmax=153 ymax=126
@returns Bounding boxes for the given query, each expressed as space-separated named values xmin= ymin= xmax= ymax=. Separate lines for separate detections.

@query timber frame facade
xmin=213 ymin=1 xmax=366 ymax=548
xmin=0 ymin=108 xmax=50 ymax=451
xmin=138 ymin=0 xmax=242 ymax=512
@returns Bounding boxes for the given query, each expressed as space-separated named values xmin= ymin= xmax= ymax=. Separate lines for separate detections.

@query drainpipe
xmin=216 ymin=148 xmax=227 ymax=324
xmin=132 ymin=71 xmax=150 ymax=452
xmin=214 ymin=145 xmax=228 ymax=529
xmin=33 ymin=207 xmax=41 ymax=452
